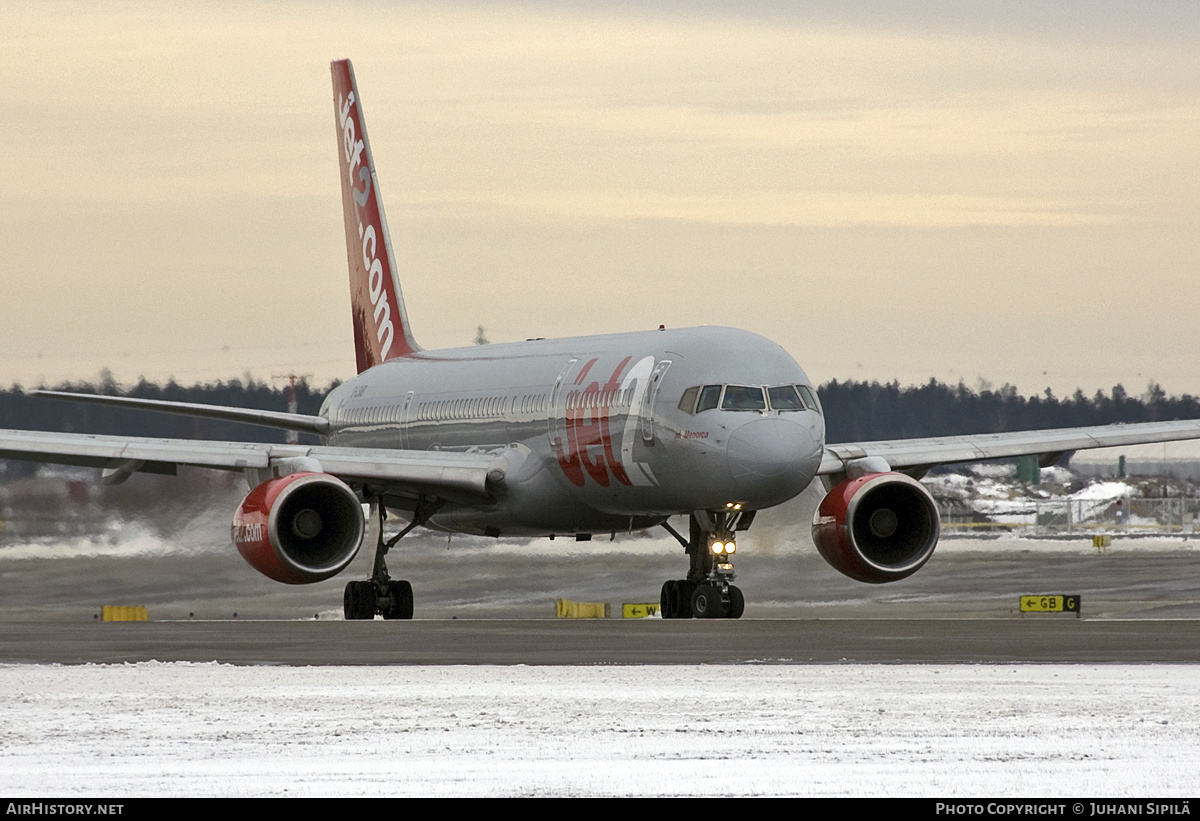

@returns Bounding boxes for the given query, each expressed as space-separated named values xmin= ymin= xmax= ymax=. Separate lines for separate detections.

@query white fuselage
xmin=320 ymin=326 xmax=825 ymax=536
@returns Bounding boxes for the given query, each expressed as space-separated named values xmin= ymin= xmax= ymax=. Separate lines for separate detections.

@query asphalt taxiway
xmin=5 ymin=503 xmax=1200 ymax=665
xmin=3 ymin=618 xmax=1200 ymax=665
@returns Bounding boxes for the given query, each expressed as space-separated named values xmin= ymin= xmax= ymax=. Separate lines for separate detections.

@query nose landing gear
xmin=659 ymin=510 xmax=751 ymax=619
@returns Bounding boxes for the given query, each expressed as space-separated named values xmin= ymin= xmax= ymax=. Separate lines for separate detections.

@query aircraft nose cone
xmin=726 ymin=417 xmax=820 ymax=504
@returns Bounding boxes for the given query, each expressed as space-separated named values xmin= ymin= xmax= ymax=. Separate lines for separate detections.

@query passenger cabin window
xmin=721 ymin=385 xmax=766 ymax=411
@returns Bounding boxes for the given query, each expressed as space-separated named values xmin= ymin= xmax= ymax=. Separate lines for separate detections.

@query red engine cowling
xmin=812 ymin=472 xmax=940 ymax=584
xmin=232 ymin=472 xmax=365 ymax=584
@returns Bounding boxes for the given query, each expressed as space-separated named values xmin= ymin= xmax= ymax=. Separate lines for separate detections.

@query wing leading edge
xmin=30 ymin=390 xmax=331 ymax=437
xmin=0 ymin=429 xmax=499 ymax=502
xmin=818 ymin=419 xmax=1200 ymax=477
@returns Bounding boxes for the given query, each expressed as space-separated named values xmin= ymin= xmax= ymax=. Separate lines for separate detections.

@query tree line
xmin=818 ymin=379 xmax=1198 ymax=443
xmin=0 ymin=378 xmax=330 ymax=445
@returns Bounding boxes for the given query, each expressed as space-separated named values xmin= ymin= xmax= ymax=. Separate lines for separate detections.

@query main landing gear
xmin=659 ymin=510 xmax=752 ymax=619
xmin=343 ymin=496 xmax=442 ymax=621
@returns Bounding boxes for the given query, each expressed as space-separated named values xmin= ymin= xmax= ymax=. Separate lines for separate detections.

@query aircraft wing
xmin=818 ymin=419 xmax=1200 ymax=477
xmin=0 ymin=429 xmax=498 ymax=501
xmin=29 ymin=390 xmax=331 ymax=436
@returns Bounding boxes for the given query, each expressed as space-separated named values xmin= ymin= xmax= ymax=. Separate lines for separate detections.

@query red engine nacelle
xmin=232 ymin=472 xmax=365 ymax=584
xmin=812 ymin=472 xmax=940 ymax=584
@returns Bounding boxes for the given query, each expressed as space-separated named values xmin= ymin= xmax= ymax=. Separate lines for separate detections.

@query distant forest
xmin=818 ymin=379 xmax=1200 ymax=442
xmin=0 ymin=378 xmax=331 ymax=454
xmin=1 ymin=376 xmax=1198 ymax=472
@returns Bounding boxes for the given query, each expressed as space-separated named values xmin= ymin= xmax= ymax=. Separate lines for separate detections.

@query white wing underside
xmin=818 ymin=419 xmax=1200 ymax=476
xmin=0 ymin=429 xmax=497 ymax=500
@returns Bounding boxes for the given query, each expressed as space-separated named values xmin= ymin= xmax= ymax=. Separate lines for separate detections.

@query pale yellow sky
xmin=2 ymin=1 xmax=1198 ymax=396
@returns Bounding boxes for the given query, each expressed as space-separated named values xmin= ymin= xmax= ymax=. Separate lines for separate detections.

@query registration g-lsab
xmin=6 ymin=61 xmax=1200 ymax=620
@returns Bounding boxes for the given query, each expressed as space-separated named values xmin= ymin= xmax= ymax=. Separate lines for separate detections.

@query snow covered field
xmin=2 ymin=662 xmax=1199 ymax=797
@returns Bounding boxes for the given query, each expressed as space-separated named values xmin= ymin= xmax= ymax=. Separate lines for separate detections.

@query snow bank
xmin=1 ymin=663 xmax=1198 ymax=797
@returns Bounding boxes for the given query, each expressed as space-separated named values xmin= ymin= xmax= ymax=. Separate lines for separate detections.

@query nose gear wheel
xmin=658 ymin=511 xmax=748 ymax=619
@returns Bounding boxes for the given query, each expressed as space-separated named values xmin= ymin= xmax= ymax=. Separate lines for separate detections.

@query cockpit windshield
xmin=678 ymin=383 xmax=821 ymax=414
xmin=767 ymin=385 xmax=804 ymax=411
xmin=696 ymin=384 xmax=722 ymax=413
xmin=721 ymin=386 xmax=766 ymax=411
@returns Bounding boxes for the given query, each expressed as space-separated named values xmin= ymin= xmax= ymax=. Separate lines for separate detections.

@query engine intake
xmin=232 ymin=472 xmax=365 ymax=584
xmin=812 ymin=472 xmax=940 ymax=584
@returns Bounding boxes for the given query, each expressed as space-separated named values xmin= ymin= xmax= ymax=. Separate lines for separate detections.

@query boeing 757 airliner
xmin=4 ymin=60 xmax=1200 ymax=620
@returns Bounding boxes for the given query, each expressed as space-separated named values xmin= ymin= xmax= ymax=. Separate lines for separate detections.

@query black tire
xmin=359 ymin=583 xmax=379 ymax=619
xmin=383 ymin=580 xmax=414 ymax=620
xmin=676 ymin=580 xmax=696 ymax=619
xmin=691 ymin=584 xmax=726 ymax=619
xmin=660 ymin=580 xmax=676 ymax=619
xmin=726 ymin=585 xmax=745 ymax=619
xmin=343 ymin=581 xmax=377 ymax=620
xmin=661 ymin=580 xmax=702 ymax=619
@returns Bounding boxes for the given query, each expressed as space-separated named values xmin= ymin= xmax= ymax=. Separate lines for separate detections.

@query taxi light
xmin=725 ymin=540 xmax=736 ymax=554
xmin=710 ymin=541 xmax=724 ymax=554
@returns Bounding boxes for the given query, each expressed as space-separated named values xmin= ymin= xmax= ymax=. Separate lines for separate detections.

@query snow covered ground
xmin=2 ymin=662 xmax=1199 ymax=797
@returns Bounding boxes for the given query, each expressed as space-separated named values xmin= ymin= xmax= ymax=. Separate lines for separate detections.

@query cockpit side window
xmin=678 ymin=386 xmax=699 ymax=414
xmin=767 ymin=385 xmax=804 ymax=411
xmin=721 ymin=385 xmax=766 ymax=411
xmin=696 ymin=384 xmax=722 ymax=413
xmin=796 ymin=385 xmax=821 ymax=413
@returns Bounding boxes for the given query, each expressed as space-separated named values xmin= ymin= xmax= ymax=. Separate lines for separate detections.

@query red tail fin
xmin=332 ymin=59 xmax=420 ymax=372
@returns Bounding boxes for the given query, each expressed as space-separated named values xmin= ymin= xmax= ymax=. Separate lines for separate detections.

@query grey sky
xmin=2 ymin=1 xmax=1197 ymax=397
